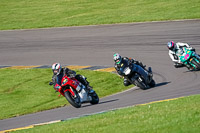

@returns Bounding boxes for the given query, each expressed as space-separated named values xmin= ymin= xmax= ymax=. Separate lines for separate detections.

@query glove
xmin=191 ymin=48 xmax=196 ymax=52
xmin=49 ymin=82 xmax=54 ymax=86
xmin=66 ymin=73 xmax=75 ymax=78
xmin=129 ymin=58 xmax=135 ymax=64
xmin=186 ymin=46 xmax=195 ymax=51
xmin=177 ymin=60 xmax=183 ymax=64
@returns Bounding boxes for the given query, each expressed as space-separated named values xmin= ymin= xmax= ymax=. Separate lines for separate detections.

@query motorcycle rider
xmin=49 ymin=63 xmax=92 ymax=92
xmin=113 ymin=53 xmax=152 ymax=86
xmin=167 ymin=41 xmax=198 ymax=69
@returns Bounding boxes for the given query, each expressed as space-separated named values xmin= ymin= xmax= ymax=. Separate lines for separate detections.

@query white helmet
xmin=52 ymin=63 xmax=61 ymax=75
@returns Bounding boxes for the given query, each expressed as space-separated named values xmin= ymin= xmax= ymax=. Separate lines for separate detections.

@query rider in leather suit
xmin=167 ymin=41 xmax=198 ymax=69
xmin=49 ymin=63 xmax=92 ymax=92
xmin=113 ymin=53 xmax=152 ymax=86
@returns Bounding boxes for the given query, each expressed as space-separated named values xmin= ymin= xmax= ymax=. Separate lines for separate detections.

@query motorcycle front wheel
xmin=64 ymin=90 xmax=81 ymax=108
xmin=191 ymin=59 xmax=200 ymax=70
xmin=134 ymin=80 xmax=147 ymax=90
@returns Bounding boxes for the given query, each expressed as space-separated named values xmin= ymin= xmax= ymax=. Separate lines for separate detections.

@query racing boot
xmin=123 ymin=78 xmax=131 ymax=86
xmin=86 ymin=83 xmax=94 ymax=93
xmin=142 ymin=72 xmax=151 ymax=85
xmin=82 ymin=77 xmax=93 ymax=93
xmin=185 ymin=64 xmax=193 ymax=71
xmin=148 ymin=67 xmax=153 ymax=77
xmin=174 ymin=63 xmax=184 ymax=68
xmin=86 ymin=82 xmax=92 ymax=90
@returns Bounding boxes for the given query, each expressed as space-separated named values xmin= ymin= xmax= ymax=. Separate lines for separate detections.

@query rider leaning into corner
xmin=49 ymin=63 xmax=92 ymax=92
xmin=113 ymin=53 xmax=152 ymax=86
xmin=167 ymin=41 xmax=200 ymax=70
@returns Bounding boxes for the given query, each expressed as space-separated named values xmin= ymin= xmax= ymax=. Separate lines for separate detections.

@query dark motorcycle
xmin=119 ymin=60 xmax=155 ymax=90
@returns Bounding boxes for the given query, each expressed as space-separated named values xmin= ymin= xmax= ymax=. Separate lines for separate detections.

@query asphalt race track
xmin=0 ymin=20 xmax=200 ymax=131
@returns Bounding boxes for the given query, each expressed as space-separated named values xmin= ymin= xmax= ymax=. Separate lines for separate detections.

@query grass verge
xmin=0 ymin=68 xmax=132 ymax=119
xmin=14 ymin=94 xmax=200 ymax=133
xmin=1 ymin=0 xmax=200 ymax=30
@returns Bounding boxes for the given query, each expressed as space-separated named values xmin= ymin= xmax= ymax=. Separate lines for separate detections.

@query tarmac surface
xmin=0 ymin=20 xmax=200 ymax=131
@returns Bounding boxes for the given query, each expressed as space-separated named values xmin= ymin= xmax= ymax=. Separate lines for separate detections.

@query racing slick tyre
xmin=64 ymin=90 xmax=81 ymax=108
xmin=134 ymin=80 xmax=147 ymax=90
xmin=90 ymin=91 xmax=99 ymax=105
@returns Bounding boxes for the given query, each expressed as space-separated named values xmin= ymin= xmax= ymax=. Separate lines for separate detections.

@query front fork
xmin=186 ymin=57 xmax=199 ymax=69
xmin=127 ymin=74 xmax=140 ymax=85
xmin=64 ymin=86 xmax=75 ymax=97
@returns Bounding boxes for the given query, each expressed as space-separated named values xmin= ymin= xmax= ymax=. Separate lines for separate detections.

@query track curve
xmin=0 ymin=20 xmax=200 ymax=131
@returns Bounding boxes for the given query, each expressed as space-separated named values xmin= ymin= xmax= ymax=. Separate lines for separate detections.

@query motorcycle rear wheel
xmin=149 ymin=79 xmax=156 ymax=87
xmin=64 ymin=90 xmax=81 ymax=108
xmin=90 ymin=91 xmax=99 ymax=105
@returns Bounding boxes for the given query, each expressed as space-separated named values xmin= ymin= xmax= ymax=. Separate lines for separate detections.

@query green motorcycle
xmin=176 ymin=47 xmax=200 ymax=70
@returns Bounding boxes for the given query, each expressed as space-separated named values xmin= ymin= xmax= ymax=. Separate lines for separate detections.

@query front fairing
xmin=61 ymin=76 xmax=80 ymax=89
xmin=119 ymin=60 xmax=131 ymax=76
xmin=60 ymin=76 xmax=81 ymax=97
xmin=177 ymin=48 xmax=193 ymax=63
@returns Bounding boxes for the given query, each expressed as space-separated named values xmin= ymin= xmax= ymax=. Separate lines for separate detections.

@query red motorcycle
xmin=50 ymin=75 xmax=99 ymax=108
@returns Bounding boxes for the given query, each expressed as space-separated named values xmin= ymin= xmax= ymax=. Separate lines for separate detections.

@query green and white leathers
xmin=176 ymin=47 xmax=200 ymax=70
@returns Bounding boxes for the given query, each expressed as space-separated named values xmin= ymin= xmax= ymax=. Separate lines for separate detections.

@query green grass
xmin=1 ymin=0 xmax=200 ymax=30
xmin=0 ymin=68 xmax=131 ymax=119
xmin=14 ymin=94 xmax=200 ymax=133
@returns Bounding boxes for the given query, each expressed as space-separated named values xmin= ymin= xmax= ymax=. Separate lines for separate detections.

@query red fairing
xmin=61 ymin=76 xmax=80 ymax=88
xmin=56 ymin=76 xmax=80 ymax=97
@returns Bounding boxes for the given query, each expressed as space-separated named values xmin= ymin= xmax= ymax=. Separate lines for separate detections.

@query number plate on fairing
xmin=184 ymin=54 xmax=190 ymax=60
xmin=124 ymin=67 xmax=131 ymax=75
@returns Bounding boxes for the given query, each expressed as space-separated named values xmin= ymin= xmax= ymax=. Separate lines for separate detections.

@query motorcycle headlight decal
xmin=62 ymin=79 xmax=68 ymax=86
xmin=124 ymin=67 xmax=131 ymax=75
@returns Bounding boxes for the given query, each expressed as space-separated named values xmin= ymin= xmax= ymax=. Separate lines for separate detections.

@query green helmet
xmin=113 ymin=53 xmax=122 ymax=64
